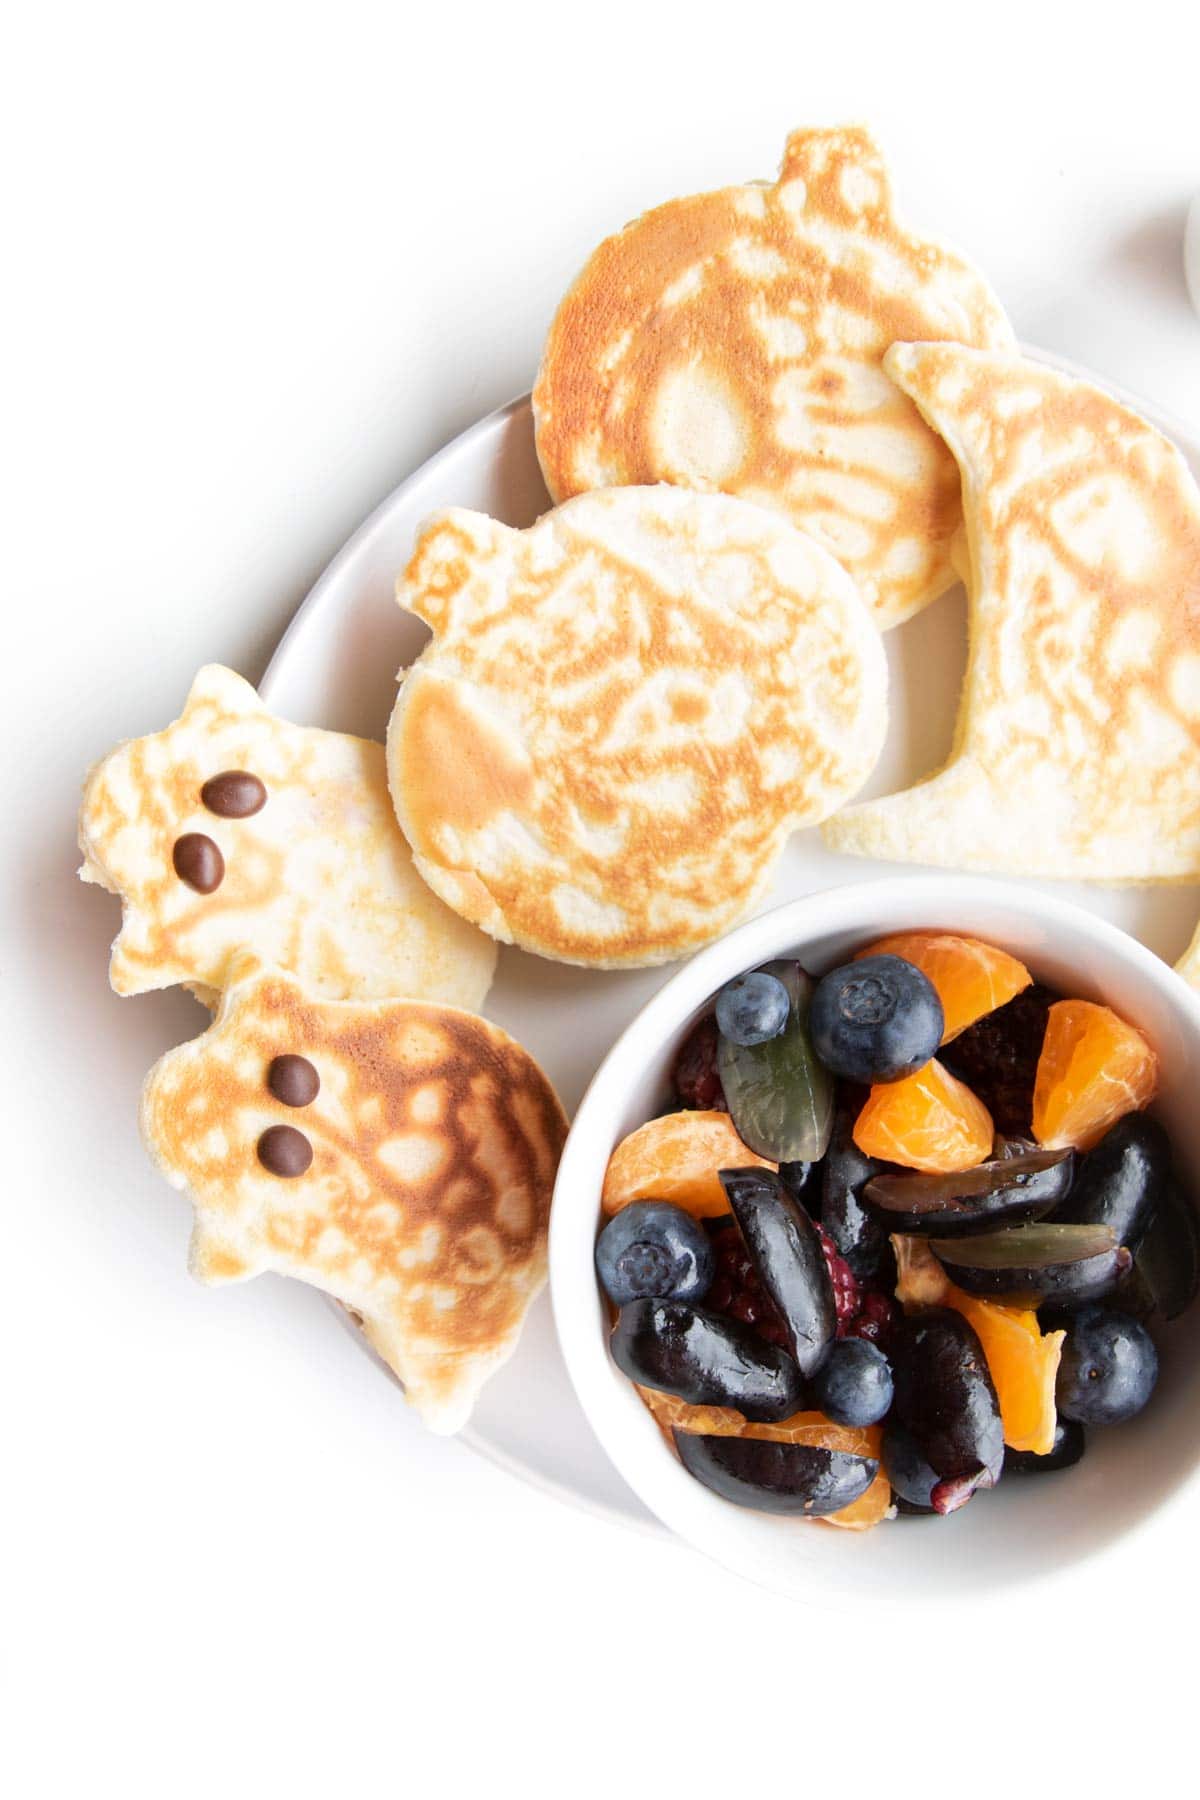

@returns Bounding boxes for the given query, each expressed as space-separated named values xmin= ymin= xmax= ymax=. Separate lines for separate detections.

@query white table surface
xmin=6 ymin=4 xmax=1199 ymax=1791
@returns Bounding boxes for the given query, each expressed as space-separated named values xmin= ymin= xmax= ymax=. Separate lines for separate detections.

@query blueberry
xmin=715 ymin=972 xmax=790 ymax=1047
xmin=595 ymin=1202 xmax=714 ymax=1307
xmin=812 ymin=1338 xmax=894 ymax=1426
xmin=882 ymin=1418 xmax=939 ymax=1508
xmin=1055 ymin=1305 xmax=1158 ymax=1426
xmin=810 ymin=955 xmax=944 ymax=1084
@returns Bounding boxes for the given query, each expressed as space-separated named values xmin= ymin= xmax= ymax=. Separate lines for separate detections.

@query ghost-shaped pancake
xmin=386 ymin=485 xmax=888 ymax=968
xmin=534 ymin=124 xmax=1015 ymax=629
xmin=824 ymin=344 xmax=1200 ymax=878
xmin=140 ymin=959 xmax=567 ymax=1433
xmin=79 ymin=664 xmax=496 ymax=1009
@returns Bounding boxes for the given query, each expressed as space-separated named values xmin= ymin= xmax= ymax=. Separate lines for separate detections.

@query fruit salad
xmin=595 ymin=934 xmax=1200 ymax=1527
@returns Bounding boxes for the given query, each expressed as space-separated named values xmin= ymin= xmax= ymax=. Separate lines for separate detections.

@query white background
xmin=6 ymin=3 xmax=1200 ymax=1792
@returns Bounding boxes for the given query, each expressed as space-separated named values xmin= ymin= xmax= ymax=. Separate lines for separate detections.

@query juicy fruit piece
xmin=892 ymin=1308 xmax=1005 ymax=1490
xmin=891 ymin=1236 xmax=1065 ymax=1455
xmin=951 ymin=1294 xmax=1064 ymax=1455
xmin=610 ymin=1300 xmax=803 ymax=1422
xmin=859 ymin=932 xmax=1032 ymax=1042
xmin=707 ymin=1218 xmax=865 ymax=1345
xmin=673 ymin=1431 xmax=878 ymax=1517
xmin=718 ymin=961 xmax=834 ymax=1164
xmin=1051 ymin=1113 xmax=1169 ymax=1251
xmin=719 ymin=1168 xmax=836 ymax=1377
xmin=821 ymin=1107 xmax=890 ymax=1281
xmin=1133 ymin=1181 xmax=1200 ymax=1320
xmin=811 ymin=1339 xmax=894 ymax=1427
xmin=594 ymin=1201 xmax=714 ymax=1306
xmin=819 ymin=1227 xmax=864 ymax=1337
xmin=810 ymin=955 xmax=944 ymax=1084
xmin=1055 ymin=1306 xmax=1158 ymax=1426
xmin=673 ymin=1013 xmax=726 ymax=1110
xmin=1032 ymin=1000 xmax=1158 ymax=1152
xmin=1005 ymin=1417 xmax=1085 ymax=1475
xmin=854 ymin=1059 xmax=994 ymax=1174
xmin=863 ymin=1144 xmax=1073 ymax=1237
xmin=602 ymin=1111 xmax=773 ymax=1218
xmin=882 ymin=1418 xmax=941 ymax=1510
xmin=743 ymin=1414 xmax=890 ymax=1530
xmin=941 ymin=985 xmax=1055 ymax=1137
xmin=715 ymin=971 xmax=790 ymax=1047
xmin=931 ymin=1223 xmax=1130 ymax=1309
xmin=707 ymin=1221 xmax=791 ymax=1348
xmin=641 ymin=1391 xmax=891 ymax=1529
xmin=847 ymin=1287 xmax=897 ymax=1347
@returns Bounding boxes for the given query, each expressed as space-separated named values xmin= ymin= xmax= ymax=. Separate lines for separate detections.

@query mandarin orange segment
xmin=637 ymin=1386 xmax=746 ymax=1439
xmin=601 ymin=1110 xmax=775 ymax=1217
xmin=951 ymin=1294 xmax=1064 ymax=1455
xmin=853 ymin=1060 xmax=993 ymax=1173
xmin=858 ymin=932 xmax=1032 ymax=1042
xmin=1032 ymin=1000 xmax=1158 ymax=1152
xmin=890 ymin=1234 xmax=1062 ymax=1454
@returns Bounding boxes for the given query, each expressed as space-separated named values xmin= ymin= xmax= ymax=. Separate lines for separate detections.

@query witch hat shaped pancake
xmin=141 ymin=959 xmax=567 ymax=1433
xmin=534 ymin=124 xmax=1015 ymax=629
xmin=824 ymin=344 xmax=1200 ymax=879
xmin=79 ymin=664 xmax=495 ymax=1009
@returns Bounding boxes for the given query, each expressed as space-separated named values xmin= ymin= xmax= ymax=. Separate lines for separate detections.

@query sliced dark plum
xmin=862 ymin=1143 xmax=1073 ymax=1238
xmin=892 ymin=1309 xmax=1004 ymax=1490
xmin=719 ymin=1166 xmax=836 ymax=1377
xmin=673 ymin=1430 xmax=878 ymax=1516
xmin=717 ymin=961 xmax=834 ymax=1164
xmin=1131 ymin=1180 xmax=1200 ymax=1320
xmin=930 ymin=1223 xmax=1130 ymax=1308
xmin=1050 ymin=1114 xmax=1168 ymax=1251
xmin=610 ymin=1300 xmax=804 ymax=1422
xmin=1004 ymin=1418 xmax=1086 ymax=1476
xmin=820 ymin=1106 xmax=889 ymax=1280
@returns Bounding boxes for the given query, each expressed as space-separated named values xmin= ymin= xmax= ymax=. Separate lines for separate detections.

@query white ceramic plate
xmin=260 ymin=355 xmax=1200 ymax=1535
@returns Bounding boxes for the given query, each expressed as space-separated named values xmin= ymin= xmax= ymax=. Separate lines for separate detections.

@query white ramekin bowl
xmin=549 ymin=876 xmax=1200 ymax=1603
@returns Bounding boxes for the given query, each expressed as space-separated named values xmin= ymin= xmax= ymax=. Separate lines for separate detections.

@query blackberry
xmin=818 ymin=1225 xmax=862 ymax=1334
xmin=847 ymin=1287 xmax=897 ymax=1348
xmin=673 ymin=1013 xmax=726 ymax=1110
xmin=940 ymin=984 xmax=1056 ymax=1137
xmin=707 ymin=1223 xmax=791 ymax=1349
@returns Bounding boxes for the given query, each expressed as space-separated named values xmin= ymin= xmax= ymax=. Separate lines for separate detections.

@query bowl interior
xmin=549 ymin=877 xmax=1200 ymax=1603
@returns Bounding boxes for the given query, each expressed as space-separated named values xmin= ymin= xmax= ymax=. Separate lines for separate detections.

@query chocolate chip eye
xmin=257 ymin=1124 xmax=313 ymax=1178
xmin=201 ymin=770 xmax=267 ymax=818
xmin=172 ymin=832 xmax=224 ymax=893
xmin=267 ymin=1054 xmax=320 ymax=1108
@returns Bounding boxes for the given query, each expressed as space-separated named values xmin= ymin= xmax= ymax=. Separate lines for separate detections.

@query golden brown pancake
xmin=825 ymin=343 xmax=1200 ymax=877
xmin=78 ymin=664 xmax=495 ymax=1009
xmin=141 ymin=958 xmax=567 ymax=1433
xmin=386 ymin=485 xmax=888 ymax=968
xmin=534 ymin=124 xmax=1015 ymax=629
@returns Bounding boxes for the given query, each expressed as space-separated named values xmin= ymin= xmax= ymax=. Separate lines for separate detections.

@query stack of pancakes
xmin=79 ymin=122 xmax=1200 ymax=1435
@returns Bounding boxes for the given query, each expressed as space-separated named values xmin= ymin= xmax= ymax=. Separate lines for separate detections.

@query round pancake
xmin=79 ymin=664 xmax=496 ymax=1008
xmin=386 ymin=485 xmax=888 ymax=968
xmin=533 ymin=124 xmax=1015 ymax=630
xmin=824 ymin=343 xmax=1200 ymax=878
xmin=140 ymin=958 xmax=567 ymax=1435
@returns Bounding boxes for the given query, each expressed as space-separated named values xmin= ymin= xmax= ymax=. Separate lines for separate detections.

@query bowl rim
xmin=548 ymin=873 xmax=1200 ymax=1600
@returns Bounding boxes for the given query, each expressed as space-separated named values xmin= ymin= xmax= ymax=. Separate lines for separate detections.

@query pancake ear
xmin=183 ymin=664 xmax=266 ymax=719
xmin=778 ymin=124 xmax=892 ymax=216
xmin=399 ymin=510 xmax=514 ymax=636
